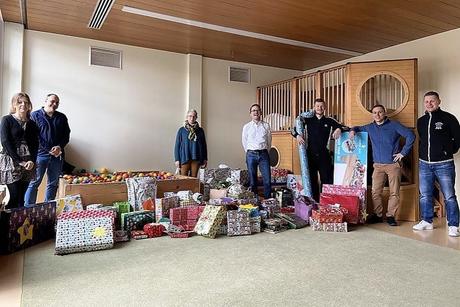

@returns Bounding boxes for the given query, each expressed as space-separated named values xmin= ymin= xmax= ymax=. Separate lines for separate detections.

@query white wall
xmin=203 ymin=58 xmax=300 ymax=169
xmin=1 ymin=22 xmax=23 ymax=115
xmin=22 ymin=30 xmax=300 ymax=172
xmin=23 ymin=30 xmax=188 ymax=172
xmin=307 ymin=27 xmax=460 ymax=192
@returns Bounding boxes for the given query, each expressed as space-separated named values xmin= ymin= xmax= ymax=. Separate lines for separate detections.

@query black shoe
xmin=366 ymin=214 xmax=383 ymax=224
xmin=386 ymin=216 xmax=398 ymax=226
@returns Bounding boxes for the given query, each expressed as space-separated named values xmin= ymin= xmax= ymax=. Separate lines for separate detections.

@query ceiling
xmin=2 ymin=0 xmax=460 ymax=70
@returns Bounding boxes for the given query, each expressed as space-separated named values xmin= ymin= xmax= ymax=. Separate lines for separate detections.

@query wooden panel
xmin=57 ymin=175 xmax=199 ymax=206
xmin=2 ymin=0 xmax=460 ymax=70
xmin=271 ymin=132 xmax=294 ymax=171
xmin=346 ymin=59 xmax=417 ymax=128
xmin=0 ymin=0 xmax=22 ymax=23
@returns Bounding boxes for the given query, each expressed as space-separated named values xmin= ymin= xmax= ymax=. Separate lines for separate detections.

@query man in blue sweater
xmin=24 ymin=94 xmax=71 ymax=205
xmin=349 ymin=104 xmax=415 ymax=226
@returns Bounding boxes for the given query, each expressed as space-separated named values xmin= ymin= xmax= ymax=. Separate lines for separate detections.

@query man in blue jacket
xmin=25 ymin=94 xmax=71 ymax=205
xmin=349 ymin=104 xmax=415 ymax=226
xmin=413 ymin=91 xmax=460 ymax=237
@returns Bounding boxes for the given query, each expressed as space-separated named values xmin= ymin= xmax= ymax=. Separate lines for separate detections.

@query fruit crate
xmin=57 ymin=175 xmax=199 ymax=206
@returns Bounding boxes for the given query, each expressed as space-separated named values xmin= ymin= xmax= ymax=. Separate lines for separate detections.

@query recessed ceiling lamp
xmin=121 ymin=5 xmax=362 ymax=56
xmin=88 ymin=0 xmax=115 ymax=29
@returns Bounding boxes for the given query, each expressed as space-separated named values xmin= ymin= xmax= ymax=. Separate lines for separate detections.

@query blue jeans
xmin=246 ymin=149 xmax=271 ymax=199
xmin=24 ymin=154 xmax=63 ymax=206
xmin=419 ymin=160 xmax=459 ymax=227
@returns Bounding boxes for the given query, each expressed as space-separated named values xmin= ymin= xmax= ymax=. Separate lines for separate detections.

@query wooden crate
xmin=57 ymin=175 xmax=199 ymax=206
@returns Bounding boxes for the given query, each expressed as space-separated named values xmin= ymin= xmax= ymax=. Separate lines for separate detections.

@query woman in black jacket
xmin=0 ymin=93 xmax=39 ymax=208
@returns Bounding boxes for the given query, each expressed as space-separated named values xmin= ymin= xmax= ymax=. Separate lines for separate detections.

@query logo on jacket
xmin=435 ymin=122 xmax=444 ymax=130
xmin=324 ymin=124 xmax=328 ymax=128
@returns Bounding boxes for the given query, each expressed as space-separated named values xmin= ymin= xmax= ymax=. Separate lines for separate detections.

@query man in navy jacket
xmin=413 ymin=91 xmax=460 ymax=237
xmin=350 ymin=104 xmax=415 ymax=226
xmin=25 ymin=94 xmax=71 ymax=205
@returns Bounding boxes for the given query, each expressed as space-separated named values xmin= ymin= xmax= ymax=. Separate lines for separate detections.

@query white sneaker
xmin=412 ymin=220 xmax=434 ymax=231
xmin=448 ymin=226 xmax=460 ymax=237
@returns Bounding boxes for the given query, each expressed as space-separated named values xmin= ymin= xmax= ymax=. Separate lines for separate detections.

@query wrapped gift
xmin=261 ymin=198 xmax=280 ymax=218
xmin=126 ymin=177 xmax=157 ymax=211
xmin=280 ymin=206 xmax=295 ymax=214
xmin=286 ymin=174 xmax=304 ymax=198
xmin=227 ymin=210 xmax=251 ymax=236
xmin=274 ymin=213 xmax=308 ymax=229
xmin=121 ymin=211 xmax=155 ymax=232
xmin=167 ymin=231 xmax=194 ymax=238
xmin=131 ymin=230 xmax=149 ymax=240
xmin=274 ymin=188 xmax=293 ymax=207
xmin=230 ymin=169 xmax=249 ymax=186
xmin=271 ymin=168 xmax=289 ymax=183
xmin=320 ymin=193 xmax=360 ymax=224
xmin=263 ymin=218 xmax=288 ymax=234
xmin=55 ymin=210 xmax=115 ymax=255
xmin=86 ymin=204 xmax=104 ymax=210
xmin=250 ymin=216 xmax=261 ymax=233
xmin=311 ymin=205 xmax=347 ymax=223
xmin=202 ymin=167 xmax=232 ymax=187
xmin=142 ymin=198 xmax=155 ymax=211
xmin=114 ymin=230 xmax=130 ymax=242
xmin=0 ymin=202 xmax=56 ymax=254
xmin=309 ymin=218 xmax=348 ymax=232
xmin=235 ymin=198 xmax=258 ymax=206
xmin=322 ymin=184 xmax=367 ymax=224
xmin=294 ymin=196 xmax=317 ymax=221
xmin=143 ymin=223 xmax=165 ymax=238
xmin=209 ymin=188 xmax=228 ymax=199
xmin=56 ymin=194 xmax=83 ymax=216
xmin=194 ymin=205 xmax=225 ymax=238
xmin=155 ymin=196 xmax=179 ymax=221
xmin=218 ymin=217 xmax=228 ymax=235
xmin=238 ymin=204 xmax=259 ymax=217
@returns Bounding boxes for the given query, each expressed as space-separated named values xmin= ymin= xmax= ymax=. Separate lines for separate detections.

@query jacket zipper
xmin=428 ymin=113 xmax=432 ymax=162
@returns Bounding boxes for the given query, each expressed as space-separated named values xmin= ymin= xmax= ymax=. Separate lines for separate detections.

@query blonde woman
xmin=0 ymin=93 xmax=39 ymax=208
xmin=174 ymin=109 xmax=207 ymax=177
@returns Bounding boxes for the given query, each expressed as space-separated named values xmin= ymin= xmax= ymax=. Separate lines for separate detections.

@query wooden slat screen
xmin=321 ymin=66 xmax=346 ymax=123
xmin=259 ymin=80 xmax=292 ymax=131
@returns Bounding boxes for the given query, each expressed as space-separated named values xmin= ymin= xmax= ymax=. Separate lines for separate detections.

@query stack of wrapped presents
xmin=0 ymin=166 xmax=370 ymax=256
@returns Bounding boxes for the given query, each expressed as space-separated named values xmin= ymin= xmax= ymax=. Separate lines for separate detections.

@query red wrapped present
xmin=311 ymin=205 xmax=345 ymax=223
xmin=320 ymin=193 xmax=360 ymax=224
xmin=322 ymin=184 xmax=366 ymax=224
xmin=131 ymin=230 xmax=149 ymax=240
xmin=170 ymin=208 xmax=188 ymax=224
xmin=167 ymin=231 xmax=194 ymax=238
xmin=280 ymin=206 xmax=295 ymax=214
xmin=143 ymin=223 xmax=165 ymax=238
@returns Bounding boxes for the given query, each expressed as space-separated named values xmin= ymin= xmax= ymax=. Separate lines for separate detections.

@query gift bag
xmin=126 ymin=177 xmax=157 ymax=211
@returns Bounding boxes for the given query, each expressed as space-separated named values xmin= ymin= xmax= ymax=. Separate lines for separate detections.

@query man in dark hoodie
xmin=24 ymin=94 xmax=71 ymax=205
xmin=349 ymin=104 xmax=415 ymax=226
xmin=413 ymin=91 xmax=460 ymax=237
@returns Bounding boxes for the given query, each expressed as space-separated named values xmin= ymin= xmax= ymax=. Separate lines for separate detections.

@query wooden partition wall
xmin=257 ymin=58 xmax=419 ymax=221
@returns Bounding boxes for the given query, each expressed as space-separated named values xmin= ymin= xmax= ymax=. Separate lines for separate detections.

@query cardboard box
xmin=57 ymin=175 xmax=199 ymax=206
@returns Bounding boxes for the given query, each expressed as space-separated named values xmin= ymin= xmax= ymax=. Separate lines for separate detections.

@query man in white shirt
xmin=242 ymin=104 xmax=272 ymax=199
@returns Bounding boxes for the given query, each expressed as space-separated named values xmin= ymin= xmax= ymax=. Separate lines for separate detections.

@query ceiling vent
xmin=229 ymin=67 xmax=250 ymax=83
xmin=90 ymin=47 xmax=122 ymax=69
xmin=88 ymin=0 xmax=115 ymax=29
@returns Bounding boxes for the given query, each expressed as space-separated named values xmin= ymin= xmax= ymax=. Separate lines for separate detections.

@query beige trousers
xmin=371 ymin=162 xmax=402 ymax=217
xmin=180 ymin=160 xmax=200 ymax=178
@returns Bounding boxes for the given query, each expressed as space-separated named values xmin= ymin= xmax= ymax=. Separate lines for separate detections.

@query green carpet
xmin=22 ymin=227 xmax=460 ymax=306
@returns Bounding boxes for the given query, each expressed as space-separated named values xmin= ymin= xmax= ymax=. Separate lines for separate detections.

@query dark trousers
xmin=6 ymin=180 xmax=29 ymax=209
xmin=246 ymin=149 xmax=271 ymax=199
xmin=308 ymin=151 xmax=333 ymax=201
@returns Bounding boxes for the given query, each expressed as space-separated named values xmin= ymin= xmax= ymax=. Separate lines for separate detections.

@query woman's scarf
xmin=184 ymin=121 xmax=199 ymax=141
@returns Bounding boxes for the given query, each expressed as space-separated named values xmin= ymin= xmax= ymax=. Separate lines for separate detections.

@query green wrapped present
xmin=121 ymin=211 xmax=154 ymax=232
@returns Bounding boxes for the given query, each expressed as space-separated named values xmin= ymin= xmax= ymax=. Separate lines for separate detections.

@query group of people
xmin=174 ymin=92 xmax=460 ymax=238
xmin=0 ymin=93 xmax=71 ymax=209
xmin=3 ymin=90 xmax=455 ymax=237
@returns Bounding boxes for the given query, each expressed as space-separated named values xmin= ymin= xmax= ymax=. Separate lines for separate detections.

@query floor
xmin=1 ymin=217 xmax=459 ymax=307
